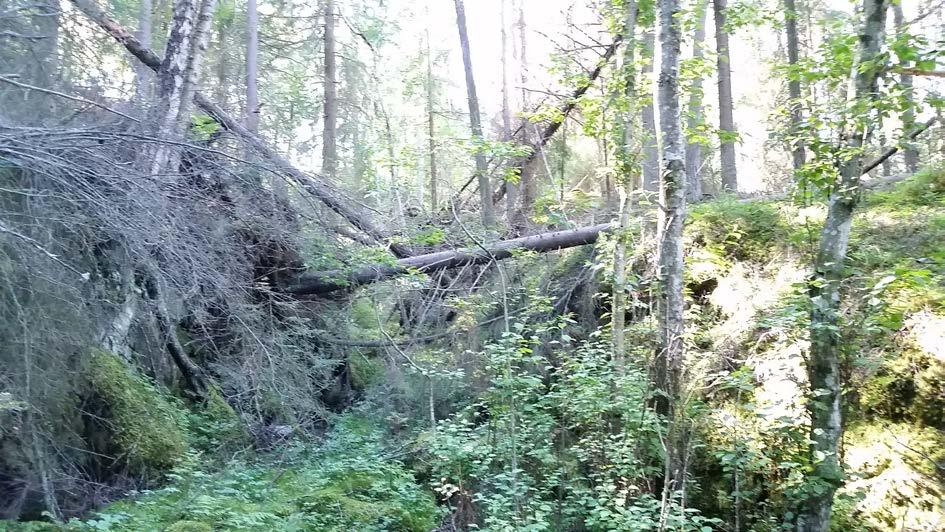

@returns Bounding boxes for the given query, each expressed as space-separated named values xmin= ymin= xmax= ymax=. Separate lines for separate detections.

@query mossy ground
xmin=687 ymin=167 xmax=945 ymax=530
xmin=11 ymin=415 xmax=437 ymax=532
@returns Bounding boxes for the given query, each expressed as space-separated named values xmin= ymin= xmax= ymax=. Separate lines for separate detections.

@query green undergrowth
xmin=686 ymin=167 xmax=945 ymax=530
xmin=14 ymin=415 xmax=437 ymax=532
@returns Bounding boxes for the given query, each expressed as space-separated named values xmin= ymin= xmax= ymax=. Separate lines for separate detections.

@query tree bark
xmin=322 ymin=0 xmax=338 ymax=179
xmin=655 ymin=0 xmax=687 ymax=522
xmin=246 ymin=0 xmax=259 ymax=134
xmin=642 ymin=30 xmax=659 ymax=193
xmin=454 ymin=0 xmax=495 ymax=227
xmin=134 ymin=0 xmax=153 ymax=105
xmin=66 ymin=0 xmax=411 ymax=257
xmin=613 ymin=1 xmax=639 ymax=372
xmin=685 ymin=0 xmax=708 ymax=201
xmin=784 ymin=0 xmax=807 ymax=173
xmin=713 ymin=0 xmax=738 ymax=191
xmin=289 ymin=222 xmax=616 ymax=295
xmin=893 ymin=3 xmax=919 ymax=173
xmin=798 ymin=1 xmax=889 ymax=530
xmin=146 ymin=0 xmax=217 ymax=177
xmin=426 ymin=28 xmax=438 ymax=212
xmin=501 ymin=0 xmax=518 ymax=225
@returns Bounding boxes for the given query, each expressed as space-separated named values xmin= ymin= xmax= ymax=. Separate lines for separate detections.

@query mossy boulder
xmin=84 ymin=350 xmax=188 ymax=475
xmin=350 ymin=353 xmax=385 ymax=390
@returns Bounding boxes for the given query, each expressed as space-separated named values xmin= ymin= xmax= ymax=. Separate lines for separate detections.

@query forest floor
xmin=7 ymin=168 xmax=945 ymax=532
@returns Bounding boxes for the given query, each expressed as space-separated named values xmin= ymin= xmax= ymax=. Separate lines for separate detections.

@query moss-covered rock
xmin=84 ymin=350 xmax=188 ymax=475
xmin=350 ymin=353 xmax=385 ymax=390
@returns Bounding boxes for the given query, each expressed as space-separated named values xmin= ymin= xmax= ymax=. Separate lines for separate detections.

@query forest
xmin=0 ymin=0 xmax=944 ymax=530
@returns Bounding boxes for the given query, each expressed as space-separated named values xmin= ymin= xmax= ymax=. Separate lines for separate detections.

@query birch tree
xmin=655 ymin=0 xmax=687 ymax=522
xmin=799 ymin=1 xmax=889 ymax=529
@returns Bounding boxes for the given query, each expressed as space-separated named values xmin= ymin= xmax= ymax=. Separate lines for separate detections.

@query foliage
xmin=22 ymin=416 xmax=437 ymax=531
xmin=426 ymin=323 xmax=718 ymax=531
xmin=688 ymin=198 xmax=789 ymax=264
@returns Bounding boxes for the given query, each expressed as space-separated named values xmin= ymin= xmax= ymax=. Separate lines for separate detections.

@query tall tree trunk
xmin=893 ymin=3 xmax=919 ymax=173
xmin=322 ymin=0 xmax=338 ymax=178
xmin=34 ymin=0 xmax=60 ymax=87
xmin=785 ymin=0 xmax=807 ymax=173
xmin=454 ymin=0 xmax=494 ymax=226
xmin=713 ymin=0 xmax=738 ymax=191
xmin=685 ymin=0 xmax=708 ymax=201
xmin=642 ymin=30 xmax=659 ymax=193
xmin=655 ymin=0 xmax=687 ymax=522
xmin=426 ymin=28 xmax=438 ymax=212
xmin=798 ymin=1 xmax=889 ymax=529
xmin=246 ymin=0 xmax=259 ymax=133
xmin=148 ymin=0 xmax=217 ymax=177
xmin=517 ymin=0 xmax=536 ymax=219
xmin=613 ymin=0 xmax=639 ymax=372
xmin=501 ymin=0 xmax=517 ymax=225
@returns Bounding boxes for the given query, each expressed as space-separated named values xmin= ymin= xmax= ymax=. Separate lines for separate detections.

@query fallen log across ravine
xmin=287 ymin=222 xmax=616 ymax=295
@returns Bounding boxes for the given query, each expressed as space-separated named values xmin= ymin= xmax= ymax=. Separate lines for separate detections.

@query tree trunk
xmin=322 ymin=0 xmax=338 ymax=179
xmin=893 ymin=3 xmax=918 ymax=174
xmin=146 ymin=0 xmax=217 ymax=177
xmin=685 ymin=0 xmax=707 ymax=201
xmin=501 ymin=0 xmax=518 ymax=225
xmin=134 ymin=0 xmax=153 ymax=105
xmin=798 ymin=1 xmax=889 ymax=529
xmin=642 ymin=30 xmax=659 ymax=193
xmin=289 ymin=222 xmax=616 ymax=295
xmin=613 ymin=1 xmax=639 ymax=372
xmin=785 ymin=0 xmax=807 ymax=173
xmin=713 ymin=0 xmax=738 ymax=191
xmin=67 ymin=0 xmax=412 ymax=257
xmin=655 ymin=0 xmax=688 ymax=522
xmin=426 ymin=28 xmax=438 ymax=212
xmin=246 ymin=0 xmax=259 ymax=133
xmin=454 ymin=0 xmax=495 ymax=227
xmin=517 ymin=0 xmax=535 ymax=220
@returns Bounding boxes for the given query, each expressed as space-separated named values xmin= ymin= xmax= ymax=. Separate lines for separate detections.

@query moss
xmin=188 ymin=387 xmax=251 ymax=453
xmin=842 ymin=423 xmax=945 ymax=529
xmin=350 ymin=353 xmax=385 ymax=390
xmin=687 ymin=198 xmax=788 ymax=264
xmin=866 ymin=165 xmax=945 ymax=209
xmin=860 ymin=347 xmax=945 ymax=429
xmin=84 ymin=350 xmax=188 ymax=474
xmin=165 ymin=521 xmax=212 ymax=532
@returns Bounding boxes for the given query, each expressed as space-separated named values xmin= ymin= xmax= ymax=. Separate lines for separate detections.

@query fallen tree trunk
xmin=291 ymin=114 xmax=940 ymax=296
xmin=67 ymin=0 xmax=411 ymax=258
xmin=288 ymin=222 xmax=615 ymax=295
